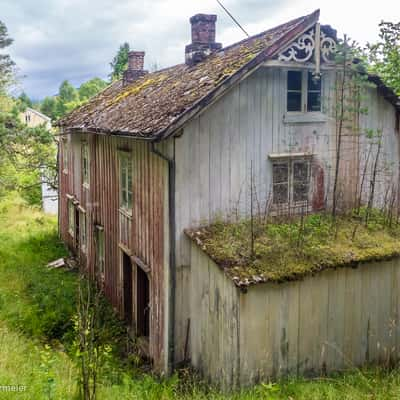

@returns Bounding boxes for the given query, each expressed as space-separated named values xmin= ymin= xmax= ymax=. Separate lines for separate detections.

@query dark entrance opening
xmin=74 ymin=208 xmax=80 ymax=250
xmin=123 ymin=252 xmax=133 ymax=325
xmin=136 ymin=266 xmax=150 ymax=337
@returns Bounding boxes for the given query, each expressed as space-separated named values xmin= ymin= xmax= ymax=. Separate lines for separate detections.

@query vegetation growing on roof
xmin=186 ymin=208 xmax=400 ymax=287
xmin=110 ymin=74 xmax=167 ymax=105
xmin=58 ymin=13 xmax=314 ymax=136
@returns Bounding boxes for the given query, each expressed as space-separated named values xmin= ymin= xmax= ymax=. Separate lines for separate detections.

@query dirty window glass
xmin=272 ymin=159 xmax=311 ymax=205
xmin=293 ymin=161 xmax=309 ymax=202
xmin=273 ymin=162 xmax=289 ymax=204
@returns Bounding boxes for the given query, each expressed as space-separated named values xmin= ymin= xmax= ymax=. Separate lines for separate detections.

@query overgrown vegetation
xmin=187 ymin=208 xmax=400 ymax=286
xmin=3 ymin=194 xmax=400 ymax=399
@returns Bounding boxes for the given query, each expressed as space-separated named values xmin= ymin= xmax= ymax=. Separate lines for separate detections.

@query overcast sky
xmin=2 ymin=0 xmax=399 ymax=100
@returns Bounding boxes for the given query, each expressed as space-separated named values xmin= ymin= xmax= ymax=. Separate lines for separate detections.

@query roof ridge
xmin=219 ymin=9 xmax=319 ymax=53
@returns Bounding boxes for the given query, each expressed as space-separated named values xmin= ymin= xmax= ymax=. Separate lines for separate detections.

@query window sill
xmin=283 ymin=112 xmax=328 ymax=124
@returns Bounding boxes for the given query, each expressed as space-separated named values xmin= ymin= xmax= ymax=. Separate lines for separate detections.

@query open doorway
xmin=123 ymin=252 xmax=133 ymax=325
xmin=136 ymin=266 xmax=150 ymax=338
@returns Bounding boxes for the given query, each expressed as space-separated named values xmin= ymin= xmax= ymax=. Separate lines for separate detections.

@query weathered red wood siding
xmin=59 ymin=133 xmax=167 ymax=370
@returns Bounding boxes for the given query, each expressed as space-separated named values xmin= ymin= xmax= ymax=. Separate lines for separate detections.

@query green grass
xmin=0 ymin=193 xmax=400 ymax=399
xmin=186 ymin=209 xmax=400 ymax=286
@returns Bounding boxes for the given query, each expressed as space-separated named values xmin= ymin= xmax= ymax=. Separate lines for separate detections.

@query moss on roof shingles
xmin=58 ymin=12 xmax=317 ymax=137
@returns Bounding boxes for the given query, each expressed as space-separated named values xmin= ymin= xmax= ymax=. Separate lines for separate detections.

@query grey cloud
xmin=2 ymin=0 xmax=289 ymax=99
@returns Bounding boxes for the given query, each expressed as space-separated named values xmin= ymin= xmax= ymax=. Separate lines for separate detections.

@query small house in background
xmin=57 ymin=9 xmax=400 ymax=387
xmin=20 ymin=107 xmax=51 ymax=130
xmin=20 ymin=107 xmax=58 ymax=215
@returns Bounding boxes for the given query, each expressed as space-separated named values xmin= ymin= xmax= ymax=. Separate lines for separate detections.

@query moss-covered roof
xmin=185 ymin=212 xmax=400 ymax=288
xmin=58 ymin=11 xmax=319 ymax=138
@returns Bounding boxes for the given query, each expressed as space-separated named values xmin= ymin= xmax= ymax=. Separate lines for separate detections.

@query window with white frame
xmin=68 ymin=199 xmax=75 ymax=236
xmin=82 ymin=142 xmax=89 ymax=186
xmin=272 ymin=158 xmax=311 ymax=206
xmin=287 ymin=70 xmax=321 ymax=112
xmin=119 ymin=152 xmax=133 ymax=211
xmin=80 ymin=210 xmax=87 ymax=253
xmin=95 ymin=226 xmax=105 ymax=277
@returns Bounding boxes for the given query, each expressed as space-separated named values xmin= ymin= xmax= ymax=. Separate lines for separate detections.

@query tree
xmin=17 ymin=92 xmax=32 ymax=110
xmin=56 ymin=80 xmax=79 ymax=117
xmin=109 ymin=42 xmax=130 ymax=81
xmin=0 ymin=20 xmax=14 ymax=91
xmin=79 ymin=78 xmax=108 ymax=101
xmin=58 ymin=80 xmax=79 ymax=103
xmin=40 ymin=96 xmax=58 ymax=120
xmin=367 ymin=21 xmax=400 ymax=95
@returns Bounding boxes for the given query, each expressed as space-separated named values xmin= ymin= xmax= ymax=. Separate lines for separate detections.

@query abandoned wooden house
xmin=58 ymin=9 xmax=400 ymax=387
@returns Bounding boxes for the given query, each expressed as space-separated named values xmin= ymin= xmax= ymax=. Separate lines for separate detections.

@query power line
xmin=216 ymin=0 xmax=250 ymax=38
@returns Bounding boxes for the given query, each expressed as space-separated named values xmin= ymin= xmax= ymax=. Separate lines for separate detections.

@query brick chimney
xmin=185 ymin=14 xmax=222 ymax=66
xmin=123 ymin=51 xmax=148 ymax=85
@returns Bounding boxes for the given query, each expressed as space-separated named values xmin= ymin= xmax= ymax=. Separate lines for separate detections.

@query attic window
xmin=287 ymin=70 xmax=322 ymax=112
xmin=287 ymin=71 xmax=302 ymax=111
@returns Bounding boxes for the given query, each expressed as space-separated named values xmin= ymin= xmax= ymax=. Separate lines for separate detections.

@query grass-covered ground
xmin=186 ymin=209 xmax=400 ymax=286
xmin=1 ymin=194 xmax=400 ymax=399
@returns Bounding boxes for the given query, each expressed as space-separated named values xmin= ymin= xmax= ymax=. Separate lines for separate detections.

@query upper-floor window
xmin=272 ymin=158 xmax=311 ymax=206
xmin=287 ymin=70 xmax=321 ymax=112
xmin=62 ymin=138 xmax=69 ymax=173
xmin=119 ymin=151 xmax=133 ymax=211
xmin=82 ymin=142 xmax=89 ymax=186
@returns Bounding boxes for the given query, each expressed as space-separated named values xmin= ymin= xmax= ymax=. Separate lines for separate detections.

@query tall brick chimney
xmin=123 ymin=51 xmax=148 ymax=86
xmin=185 ymin=14 xmax=222 ymax=66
